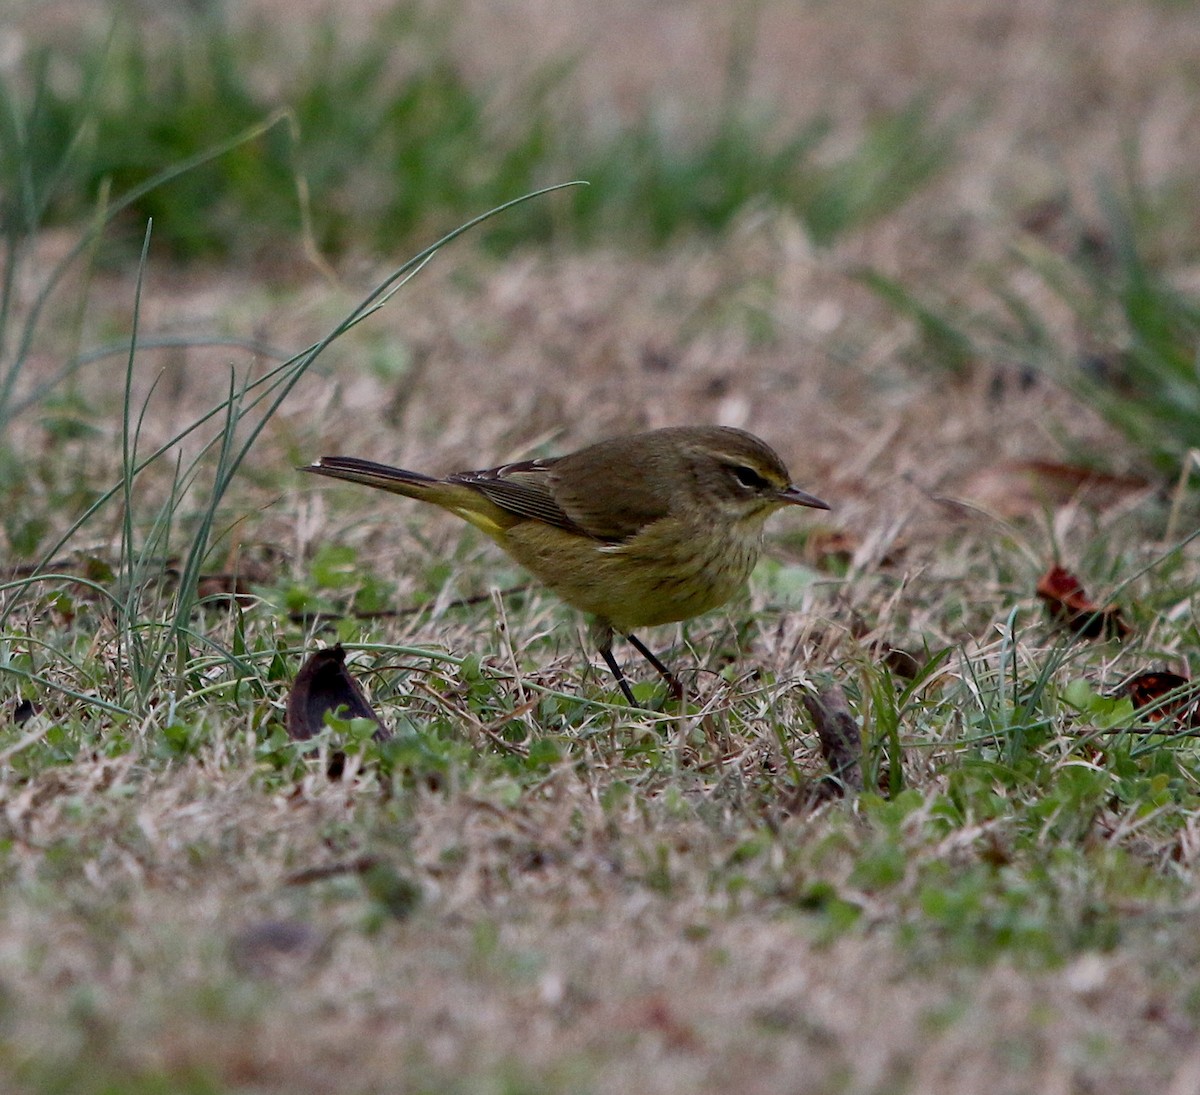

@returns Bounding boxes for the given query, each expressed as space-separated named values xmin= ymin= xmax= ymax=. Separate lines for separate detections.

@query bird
xmin=301 ymin=425 xmax=828 ymax=706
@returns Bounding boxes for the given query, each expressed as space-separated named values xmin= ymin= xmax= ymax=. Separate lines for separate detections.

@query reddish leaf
xmin=195 ymin=573 xmax=257 ymax=607
xmin=1017 ymin=460 xmax=1147 ymax=493
xmin=1121 ymin=670 xmax=1198 ymax=728
xmin=1036 ymin=566 xmax=1130 ymax=640
xmin=804 ymin=529 xmax=857 ymax=569
xmin=629 ymin=995 xmax=700 ymax=1051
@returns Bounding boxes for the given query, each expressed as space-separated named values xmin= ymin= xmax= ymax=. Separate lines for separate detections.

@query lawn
xmin=2 ymin=0 xmax=1200 ymax=1091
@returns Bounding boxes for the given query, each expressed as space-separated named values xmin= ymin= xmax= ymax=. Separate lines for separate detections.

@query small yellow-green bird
xmin=302 ymin=425 xmax=828 ymax=705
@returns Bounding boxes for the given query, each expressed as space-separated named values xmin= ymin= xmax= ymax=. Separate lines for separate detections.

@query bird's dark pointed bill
xmin=779 ymin=485 xmax=830 ymax=510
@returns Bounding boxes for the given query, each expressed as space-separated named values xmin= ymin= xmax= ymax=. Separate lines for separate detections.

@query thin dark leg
xmin=626 ymin=633 xmax=683 ymax=701
xmin=599 ymin=643 xmax=639 ymax=707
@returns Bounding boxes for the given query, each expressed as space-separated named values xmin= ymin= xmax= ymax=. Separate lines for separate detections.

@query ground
xmin=2 ymin=0 xmax=1200 ymax=1092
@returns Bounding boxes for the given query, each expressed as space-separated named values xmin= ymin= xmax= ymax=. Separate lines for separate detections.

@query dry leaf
xmin=803 ymin=529 xmax=858 ymax=569
xmin=1120 ymin=670 xmax=1198 ymax=728
xmin=1036 ymin=565 xmax=1130 ymax=640
xmin=195 ymin=573 xmax=258 ymax=607
xmin=961 ymin=460 xmax=1148 ymax=518
xmin=628 ymin=995 xmax=700 ymax=1052
xmin=229 ymin=919 xmax=326 ymax=978
xmin=285 ymin=645 xmax=390 ymax=741
xmin=847 ymin=614 xmax=926 ymax=680
xmin=801 ymin=686 xmax=863 ymax=798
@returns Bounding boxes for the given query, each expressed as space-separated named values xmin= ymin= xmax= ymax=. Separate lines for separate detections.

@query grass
xmin=3 ymin=0 xmax=1200 ymax=1089
xmin=864 ymin=165 xmax=1200 ymax=480
xmin=4 ymin=282 xmax=1200 ymax=1084
xmin=1002 ymin=177 xmax=1200 ymax=477
xmin=5 ymin=3 xmax=953 ymax=260
xmin=4 ymin=523 xmax=1200 ymax=1091
xmin=6 ymin=241 xmax=1200 ymax=1087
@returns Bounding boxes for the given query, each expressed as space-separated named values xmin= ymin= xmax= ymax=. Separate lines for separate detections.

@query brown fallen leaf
xmin=1036 ymin=565 xmax=1130 ymax=640
xmin=1120 ymin=670 xmax=1199 ymax=728
xmin=801 ymin=686 xmax=863 ymax=798
xmin=195 ymin=573 xmax=259 ymax=607
xmin=284 ymin=855 xmax=382 ymax=886
xmin=803 ymin=529 xmax=858 ymax=569
xmin=847 ymin=613 xmax=928 ymax=681
xmin=626 ymin=995 xmax=700 ymax=1052
xmin=190 ymin=551 xmax=278 ymax=609
xmin=285 ymin=644 xmax=390 ymax=742
xmin=1017 ymin=195 xmax=1070 ymax=239
xmin=960 ymin=460 xmax=1149 ymax=518
xmin=1019 ymin=459 xmax=1147 ymax=495
xmin=878 ymin=645 xmax=926 ymax=680
xmin=798 ymin=528 xmax=904 ymax=571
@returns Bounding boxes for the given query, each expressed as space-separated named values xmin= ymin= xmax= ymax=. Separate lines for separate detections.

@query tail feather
xmin=301 ymin=455 xmax=516 ymax=537
xmin=301 ymin=456 xmax=439 ymax=496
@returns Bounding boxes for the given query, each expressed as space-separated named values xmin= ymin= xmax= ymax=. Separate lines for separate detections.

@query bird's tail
xmin=301 ymin=456 xmax=442 ymax=499
xmin=301 ymin=456 xmax=511 ymax=536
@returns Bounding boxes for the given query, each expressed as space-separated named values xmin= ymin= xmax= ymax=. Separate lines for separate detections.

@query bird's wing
xmin=546 ymin=440 xmax=676 ymax=541
xmin=449 ymin=459 xmax=593 ymax=537
xmin=453 ymin=441 xmax=678 ymax=543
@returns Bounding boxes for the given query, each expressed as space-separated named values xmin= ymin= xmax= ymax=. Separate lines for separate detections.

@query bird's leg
xmin=626 ymin=633 xmax=684 ymax=701
xmin=598 ymin=642 xmax=640 ymax=708
xmin=592 ymin=620 xmax=681 ymax=707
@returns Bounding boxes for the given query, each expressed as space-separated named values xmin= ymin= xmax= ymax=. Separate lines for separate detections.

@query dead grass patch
xmin=3 ymin=1 xmax=1200 ymax=1093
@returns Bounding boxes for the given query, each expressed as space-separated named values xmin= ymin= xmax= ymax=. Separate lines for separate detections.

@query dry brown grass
xmin=3 ymin=741 xmax=1198 ymax=1094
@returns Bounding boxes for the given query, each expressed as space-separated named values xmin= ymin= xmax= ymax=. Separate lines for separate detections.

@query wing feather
xmin=450 ymin=438 xmax=680 ymax=543
xmin=448 ymin=459 xmax=592 ymax=537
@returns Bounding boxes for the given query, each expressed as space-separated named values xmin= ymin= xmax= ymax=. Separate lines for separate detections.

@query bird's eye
xmin=730 ymin=465 xmax=769 ymax=491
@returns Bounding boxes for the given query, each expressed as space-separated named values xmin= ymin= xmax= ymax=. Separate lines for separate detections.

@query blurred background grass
xmin=1 ymin=2 xmax=954 ymax=260
xmin=3 ymin=0 xmax=1198 ymax=489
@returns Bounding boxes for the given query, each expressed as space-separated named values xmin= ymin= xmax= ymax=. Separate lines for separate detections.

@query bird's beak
xmin=778 ymin=485 xmax=830 ymax=510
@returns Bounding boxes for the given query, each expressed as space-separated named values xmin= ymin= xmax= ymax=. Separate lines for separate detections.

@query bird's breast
xmin=498 ymin=515 xmax=764 ymax=631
